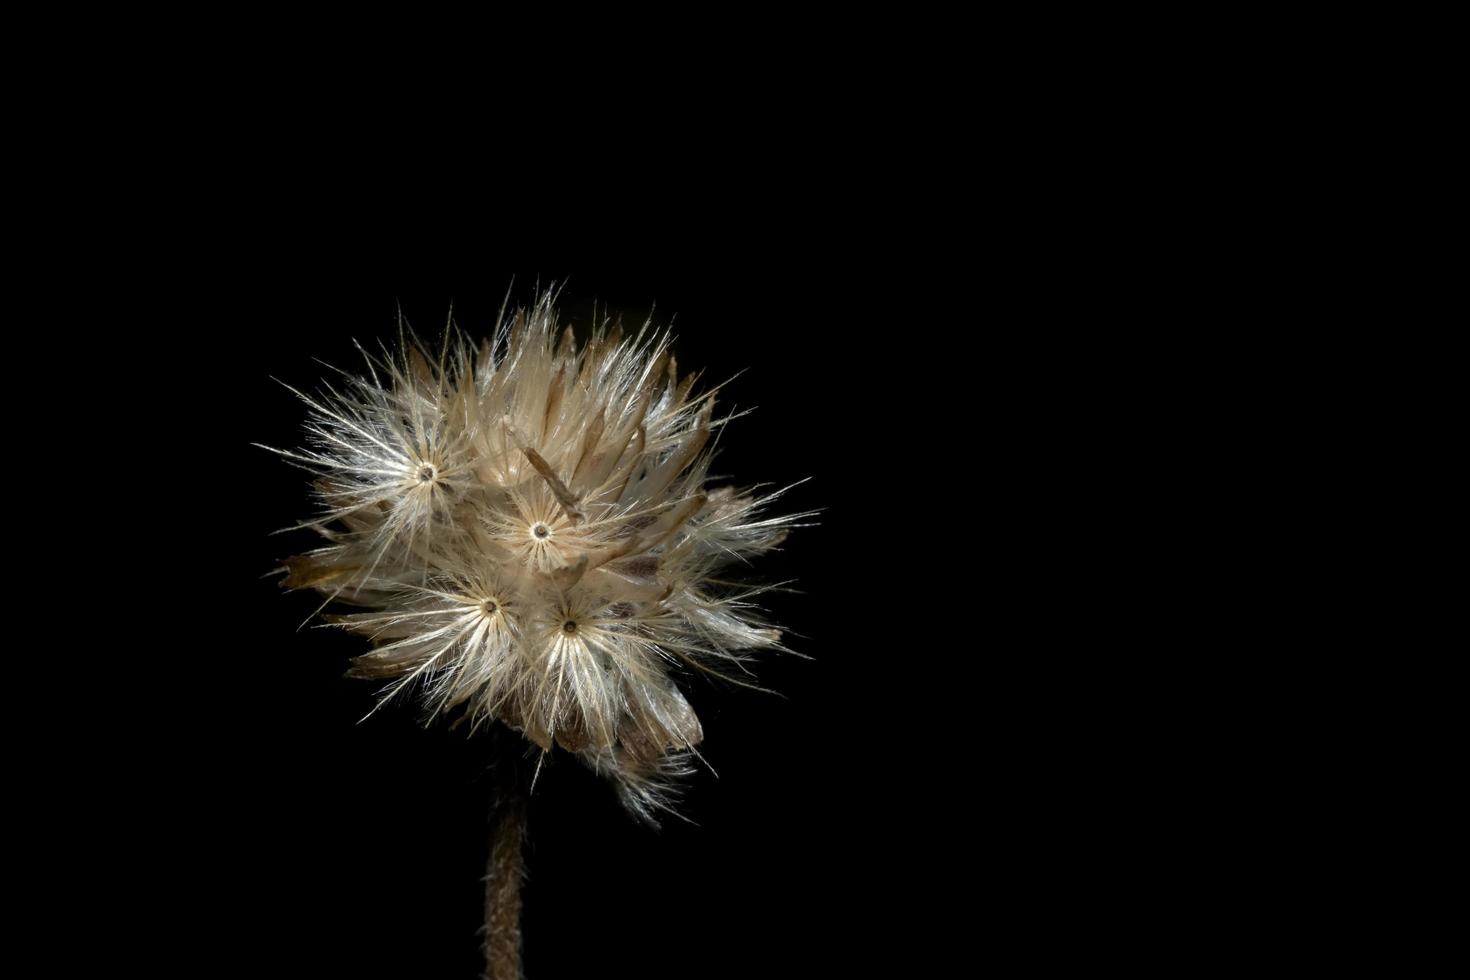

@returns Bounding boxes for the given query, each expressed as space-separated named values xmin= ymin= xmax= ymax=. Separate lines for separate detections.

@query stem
xmin=483 ymin=781 xmax=527 ymax=980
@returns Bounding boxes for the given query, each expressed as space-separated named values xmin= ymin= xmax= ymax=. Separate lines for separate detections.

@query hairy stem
xmin=483 ymin=787 xmax=527 ymax=980
xmin=483 ymin=780 xmax=527 ymax=980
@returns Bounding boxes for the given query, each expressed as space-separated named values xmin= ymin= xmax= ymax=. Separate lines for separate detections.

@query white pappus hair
xmin=263 ymin=290 xmax=811 ymax=822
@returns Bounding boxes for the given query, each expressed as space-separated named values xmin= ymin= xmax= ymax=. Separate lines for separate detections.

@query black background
xmin=176 ymin=243 xmax=990 ymax=978
xmin=49 ymin=94 xmax=1313 ymax=975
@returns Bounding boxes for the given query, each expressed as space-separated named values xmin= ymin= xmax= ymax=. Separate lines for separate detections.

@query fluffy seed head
xmin=265 ymin=291 xmax=809 ymax=821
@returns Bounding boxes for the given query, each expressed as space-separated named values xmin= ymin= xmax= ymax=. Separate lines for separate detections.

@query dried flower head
xmin=265 ymin=291 xmax=809 ymax=821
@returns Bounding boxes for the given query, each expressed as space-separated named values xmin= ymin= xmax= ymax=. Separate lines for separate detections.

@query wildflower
xmin=265 ymin=291 xmax=809 ymax=821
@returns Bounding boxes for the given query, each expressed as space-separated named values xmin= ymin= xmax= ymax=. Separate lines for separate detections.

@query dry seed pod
xmin=264 ymin=290 xmax=810 ymax=822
